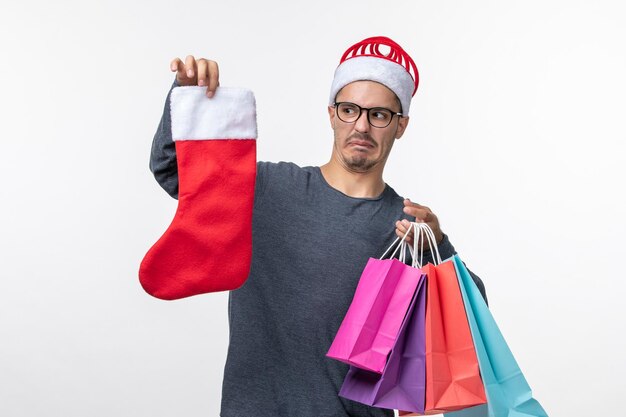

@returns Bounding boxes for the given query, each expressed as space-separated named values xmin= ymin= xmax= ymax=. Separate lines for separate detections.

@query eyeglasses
xmin=333 ymin=102 xmax=403 ymax=128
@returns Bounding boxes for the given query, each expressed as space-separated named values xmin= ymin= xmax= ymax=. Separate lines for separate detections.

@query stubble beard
xmin=336 ymin=132 xmax=380 ymax=172
xmin=346 ymin=154 xmax=376 ymax=171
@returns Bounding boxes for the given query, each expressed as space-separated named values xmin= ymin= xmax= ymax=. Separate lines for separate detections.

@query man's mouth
xmin=347 ymin=136 xmax=376 ymax=149
xmin=349 ymin=141 xmax=374 ymax=149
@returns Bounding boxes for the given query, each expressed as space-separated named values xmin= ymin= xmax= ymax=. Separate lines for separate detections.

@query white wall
xmin=1 ymin=0 xmax=624 ymax=416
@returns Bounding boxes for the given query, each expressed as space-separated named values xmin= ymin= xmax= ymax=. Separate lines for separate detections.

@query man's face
xmin=328 ymin=81 xmax=409 ymax=173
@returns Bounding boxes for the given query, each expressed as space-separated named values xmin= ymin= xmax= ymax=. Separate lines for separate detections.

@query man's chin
xmin=345 ymin=156 xmax=376 ymax=172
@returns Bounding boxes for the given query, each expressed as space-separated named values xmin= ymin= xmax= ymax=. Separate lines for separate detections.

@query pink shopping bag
xmin=327 ymin=234 xmax=423 ymax=374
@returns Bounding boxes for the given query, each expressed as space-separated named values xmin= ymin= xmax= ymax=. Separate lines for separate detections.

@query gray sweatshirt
xmin=149 ymin=81 xmax=487 ymax=417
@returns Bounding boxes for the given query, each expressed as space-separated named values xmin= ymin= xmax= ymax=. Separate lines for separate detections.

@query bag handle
xmin=380 ymin=224 xmax=413 ymax=263
xmin=380 ymin=222 xmax=442 ymax=267
xmin=411 ymin=222 xmax=442 ymax=268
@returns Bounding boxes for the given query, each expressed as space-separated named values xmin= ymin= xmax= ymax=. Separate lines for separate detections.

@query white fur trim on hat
xmin=170 ymin=86 xmax=257 ymax=141
xmin=329 ymin=56 xmax=414 ymax=116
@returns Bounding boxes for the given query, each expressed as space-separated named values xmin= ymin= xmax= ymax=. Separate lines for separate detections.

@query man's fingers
xmin=171 ymin=57 xmax=193 ymax=84
xmin=170 ymin=57 xmax=182 ymax=72
xmin=171 ymin=57 xmax=188 ymax=83
xmin=395 ymin=227 xmax=414 ymax=245
xmin=206 ymin=60 xmax=219 ymax=97
xmin=196 ymin=59 xmax=208 ymax=86
xmin=404 ymin=199 xmax=431 ymax=214
xmin=404 ymin=198 xmax=428 ymax=209
xmin=170 ymin=56 xmax=218 ymax=92
xmin=401 ymin=200 xmax=442 ymax=246
xmin=403 ymin=200 xmax=435 ymax=223
xmin=395 ymin=220 xmax=415 ymax=238
xmin=184 ymin=55 xmax=196 ymax=79
xmin=422 ymin=211 xmax=436 ymax=223
xmin=396 ymin=229 xmax=413 ymax=245
xmin=404 ymin=206 xmax=430 ymax=221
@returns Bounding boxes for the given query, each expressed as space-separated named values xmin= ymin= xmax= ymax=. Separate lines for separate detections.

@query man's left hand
xmin=395 ymin=199 xmax=444 ymax=246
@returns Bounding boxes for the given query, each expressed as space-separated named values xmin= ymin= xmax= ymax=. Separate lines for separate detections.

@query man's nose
xmin=354 ymin=109 xmax=370 ymax=132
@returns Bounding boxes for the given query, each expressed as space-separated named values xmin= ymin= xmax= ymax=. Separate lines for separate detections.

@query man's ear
xmin=328 ymin=105 xmax=336 ymax=129
xmin=394 ymin=116 xmax=410 ymax=139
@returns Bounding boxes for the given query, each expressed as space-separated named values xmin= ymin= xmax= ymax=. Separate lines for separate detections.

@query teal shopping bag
xmin=444 ymin=255 xmax=548 ymax=417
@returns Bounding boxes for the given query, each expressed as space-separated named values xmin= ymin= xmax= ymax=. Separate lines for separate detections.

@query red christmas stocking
xmin=139 ymin=86 xmax=257 ymax=300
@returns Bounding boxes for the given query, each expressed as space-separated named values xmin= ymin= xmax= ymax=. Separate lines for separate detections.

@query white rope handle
xmin=380 ymin=224 xmax=412 ymax=262
xmin=416 ymin=222 xmax=441 ymax=265
xmin=428 ymin=224 xmax=443 ymax=264
xmin=411 ymin=223 xmax=423 ymax=268
xmin=421 ymin=222 xmax=442 ymax=265
xmin=380 ymin=222 xmax=441 ymax=267
xmin=411 ymin=223 xmax=427 ymax=268
xmin=411 ymin=222 xmax=442 ymax=268
xmin=399 ymin=238 xmax=407 ymax=264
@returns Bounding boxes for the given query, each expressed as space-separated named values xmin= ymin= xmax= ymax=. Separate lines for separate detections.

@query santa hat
xmin=329 ymin=36 xmax=419 ymax=116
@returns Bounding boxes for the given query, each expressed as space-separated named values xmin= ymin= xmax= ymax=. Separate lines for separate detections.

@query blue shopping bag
xmin=445 ymin=255 xmax=548 ymax=417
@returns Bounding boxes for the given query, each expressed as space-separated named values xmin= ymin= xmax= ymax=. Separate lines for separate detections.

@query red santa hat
xmin=329 ymin=36 xmax=419 ymax=116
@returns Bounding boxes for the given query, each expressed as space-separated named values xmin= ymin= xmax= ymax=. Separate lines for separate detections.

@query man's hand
xmin=395 ymin=199 xmax=444 ymax=247
xmin=170 ymin=55 xmax=220 ymax=98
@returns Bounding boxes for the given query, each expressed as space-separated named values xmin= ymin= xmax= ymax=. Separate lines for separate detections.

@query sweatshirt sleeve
xmin=149 ymin=79 xmax=180 ymax=199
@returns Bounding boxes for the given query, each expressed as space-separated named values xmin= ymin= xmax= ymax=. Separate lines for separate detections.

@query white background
xmin=1 ymin=1 xmax=624 ymax=416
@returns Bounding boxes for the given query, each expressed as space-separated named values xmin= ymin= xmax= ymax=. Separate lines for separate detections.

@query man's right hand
xmin=170 ymin=55 xmax=220 ymax=98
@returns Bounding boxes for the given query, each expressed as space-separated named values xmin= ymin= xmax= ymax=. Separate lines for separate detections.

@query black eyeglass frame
xmin=333 ymin=102 xmax=403 ymax=128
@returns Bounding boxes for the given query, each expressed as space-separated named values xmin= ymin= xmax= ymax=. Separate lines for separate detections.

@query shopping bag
xmin=408 ymin=223 xmax=486 ymax=414
xmin=443 ymin=256 xmax=549 ymax=417
xmin=338 ymin=272 xmax=427 ymax=412
xmin=423 ymin=260 xmax=487 ymax=413
xmin=327 ymin=230 xmax=423 ymax=374
xmin=338 ymin=223 xmax=486 ymax=416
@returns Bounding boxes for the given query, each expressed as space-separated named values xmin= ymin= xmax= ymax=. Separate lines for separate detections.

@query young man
xmin=149 ymin=36 xmax=486 ymax=417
